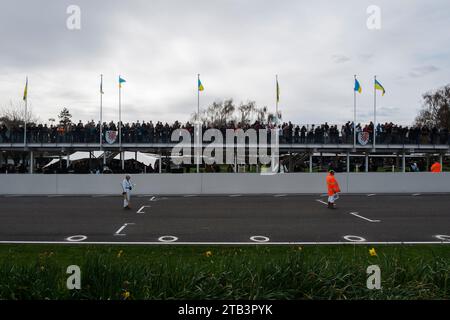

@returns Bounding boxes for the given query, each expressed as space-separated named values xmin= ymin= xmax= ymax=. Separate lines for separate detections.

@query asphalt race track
xmin=0 ymin=194 xmax=450 ymax=244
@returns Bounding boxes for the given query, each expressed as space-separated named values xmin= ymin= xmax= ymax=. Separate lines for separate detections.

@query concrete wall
xmin=346 ymin=172 xmax=450 ymax=193
xmin=201 ymin=173 xmax=347 ymax=194
xmin=0 ymin=173 xmax=449 ymax=195
xmin=0 ymin=175 xmax=58 ymax=194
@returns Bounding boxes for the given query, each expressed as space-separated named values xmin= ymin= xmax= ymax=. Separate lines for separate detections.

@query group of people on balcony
xmin=0 ymin=119 xmax=449 ymax=145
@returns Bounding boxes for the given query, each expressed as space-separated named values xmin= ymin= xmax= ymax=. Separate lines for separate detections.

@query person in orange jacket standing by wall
xmin=431 ymin=161 xmax=442 ymax=173
xmin=326 ymin=170 xmax=341 ymax=209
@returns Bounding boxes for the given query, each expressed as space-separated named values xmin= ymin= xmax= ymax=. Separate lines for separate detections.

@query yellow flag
xmin=23 ymin=77 xmax=28 ymax=101
xmin=276 ymin=79 xmax=280 ymax=103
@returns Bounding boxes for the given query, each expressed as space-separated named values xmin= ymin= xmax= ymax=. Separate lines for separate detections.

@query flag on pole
xmin=100 ymin=76 xmax=104 ymax=94
xmin=354 ymin=79 xmax=362 ymax=93
xmin=375 ymin=79 xmax=385 ymax=96
xmin=119 ymin=76 xmax=126 ymax=88
xmin=276 ymin=78 xmax=280 ymax=102
xmin=23 ymin=77 xmax=28 ymax=101
xmin=198 ymin=77 xmax=204 ymax=91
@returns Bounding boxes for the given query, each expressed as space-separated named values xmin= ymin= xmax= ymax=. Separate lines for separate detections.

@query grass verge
xmin=0 ymin=244 xmax=449 ymax=300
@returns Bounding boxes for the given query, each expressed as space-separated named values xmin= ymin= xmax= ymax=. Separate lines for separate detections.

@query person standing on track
xmin=326 ymin=170 xmax=341 ymax=209
xmin=122 ymin=175 xmax=133 ymax=209
xmin=431 ymin=161 xmax=442 ymax=173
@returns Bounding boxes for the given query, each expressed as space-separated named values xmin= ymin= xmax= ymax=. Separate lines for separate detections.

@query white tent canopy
xmin=44 ymin=151 xmax=105 ymax=168
xmin=113 ymin=152 xmax=158 ymax=167
xmin=42 ymin=151 xmax=182 ymax=169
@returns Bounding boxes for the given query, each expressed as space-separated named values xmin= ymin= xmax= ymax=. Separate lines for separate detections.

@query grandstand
xmin=0 ymin=119 xmax=449 ymax=174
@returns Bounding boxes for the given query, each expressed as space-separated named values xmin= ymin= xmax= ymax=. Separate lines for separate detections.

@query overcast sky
xmin=1 ymin=0 xmax=449 ymax=126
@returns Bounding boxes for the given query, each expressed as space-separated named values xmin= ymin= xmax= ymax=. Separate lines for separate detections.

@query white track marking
xmin=343 ymin=235 xmax=366 ymax=242
xmin=435 ymin=235 xmax=450 ymax=242
xmin=149 ymin=196 xmax=156 ymax=201
xmin=65 ymin=235 xmax=87 ymax=242
xmin=137 ymin=206 xmax=145 ymax=213
xmin=158 ymin=236 xmax=178 ymax=242
xmin=1 ymin=241 xmax=448 ymax=245
xmin=137 ymin=206 xmax=150 ymax=214
xmin=114 ymin=223 xmax=135 ymax=236
xmin=367 ymin=194 xmax=376 ymax=197
xmin=250 ymin=236 xmax=270 ymax=243
xmin=274 ymin=194 xmax=287 ymax=197
xmin=412 ymin=193 xmax=421 ymax=196
xmin=316 ymin=199 xmax=328 ymax=205
xmin=348 ymin=212 xmax=380 ymax=223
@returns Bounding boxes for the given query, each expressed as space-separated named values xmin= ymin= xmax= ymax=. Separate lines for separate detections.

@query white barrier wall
xmin=0 ymin=173 xmax=449 ymax=195
xmin=0 ymin=175 xmax=58 ymax=194
xmin=201 ymin=173 xmax=348 ymax=194
xmin=346 ymin=172 xmax=450 ymax=193
xmin=54 ymin=174 xmax=202 ymax=195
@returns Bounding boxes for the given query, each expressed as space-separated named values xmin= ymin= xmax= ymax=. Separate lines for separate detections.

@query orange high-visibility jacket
xmin=326 ymin=174 xmax=341 ymax=196
xmin=431 ymin=162 xmax=442 ymax=173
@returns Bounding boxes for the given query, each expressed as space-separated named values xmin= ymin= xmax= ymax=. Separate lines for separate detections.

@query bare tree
xmin=221 ymin=99 xmax=235 ymax=124
xmin=192 ymin=99 xmax=236 ymax=125
xmin=256 ymin=106 xmax=268 ymax=123
xmin=0 ymin=101 xmax=38 ymax=127
xmin=191 ymin=99 xmax=274 ymax=126
xmin=237 ymin=102 xmax=251 ymax=124
xmin=202 ymin=99 xmax=235 ymax=126
xmin=415 ymin=84 xmax=450 ymax=129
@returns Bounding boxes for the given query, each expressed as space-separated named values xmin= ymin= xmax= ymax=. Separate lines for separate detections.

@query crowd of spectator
xmin=1 ymin=119 xmax=449 ymax=145
xmin=0 ymin=158 xmax=158 ymax=174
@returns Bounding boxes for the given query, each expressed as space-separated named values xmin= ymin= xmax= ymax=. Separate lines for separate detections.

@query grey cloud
xmin=357 ymin=106 xmax=400 ymax=121
xmin=358 ymin=54 xmax=373 ymax=62
xmin=376 ymin=106 xmax=401 ymax=117
xmin=409 ymin=66 xmax=439 ymax=78
xmin=0 ymin=0 xmax=125 ymax=69
xmin=331 ymin=54 xmax=351 ymax=64
xmin=1 ymin=0 xmax=450 ymax=126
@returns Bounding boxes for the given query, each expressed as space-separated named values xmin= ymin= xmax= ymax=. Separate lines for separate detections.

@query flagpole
xmin=119 ymin=75 xmax=122 ymax=147
xmin=119 ymin=75 xmax=125 ymax=170
xmin=276 ymin=74 xmax=279 ymax=116
xmin=196 ymin=74 xmax=200 ymax=173
xmin=24 ymin=97 xmax=27 ymax=145
xmin=197 ymin=74 xmax=200 ymax=120
xmin=274 ymin=75 xmax=280 ymax=174
xmin=353 ymin=75 xmax=356 ymax=149
xmin=373 ymin=75 xmax=377 ymax=150
xmin=100 ymin=74 xmax=103 ymax=148
xmin=24 ymin=76 xmax=28 ymax=147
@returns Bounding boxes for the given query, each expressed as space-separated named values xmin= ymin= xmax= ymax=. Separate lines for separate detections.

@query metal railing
xmin=1 ymin=125 xmax=449 ymax=146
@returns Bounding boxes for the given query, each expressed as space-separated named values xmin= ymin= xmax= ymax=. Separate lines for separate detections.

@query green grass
xmin=0 ymin=244 xmax=449 ymax=300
